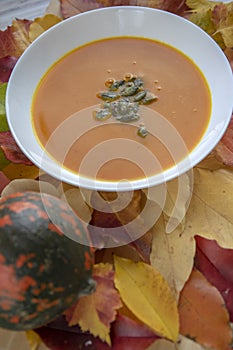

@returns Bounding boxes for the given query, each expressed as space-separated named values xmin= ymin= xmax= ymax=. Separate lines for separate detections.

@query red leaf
xmin=0 ymin=19 xmax=32 ymax=59
xmin=214 ymin=116 xmax=233 ymax=166
xmin=112 ymin=314 xmax=157 ymax=338
xmin=0 ymin=56 xmax=18 ymax=83
xmin=36 ymin=327 xmax=111 ymax=350
xmin=0 ymin=131 xmax=33 ymax=165
xmin=111 ymin=336 xmax=158 ymax=350
xmin=195 ymin=235 xmax=233 ymax=321
xmin=0 ymin=171 xmax=10 ymax=193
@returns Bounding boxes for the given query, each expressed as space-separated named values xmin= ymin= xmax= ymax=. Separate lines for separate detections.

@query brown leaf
xmin=214 ymin=116 xmax=233 ymax=167
xmin=60 ymin=0 xmax=188 ymax=19
xmin=0 ymin=131 xmax=33 ymax=165
xmin=0 ymin=19 xmax=32 ymax=59
xmin=65 ymin=263 xmax=122 ymax=345
xmin=178 ymin=268 xmax=232 ymax=350
xmin=88 ymin=190 xmax=148 ymax=249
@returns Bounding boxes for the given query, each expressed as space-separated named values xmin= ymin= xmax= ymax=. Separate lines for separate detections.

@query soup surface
xmin=32 ymin=37 xmax=211 ymax=182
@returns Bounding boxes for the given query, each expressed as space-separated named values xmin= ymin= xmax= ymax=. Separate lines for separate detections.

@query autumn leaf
xmin=147 ymin=335 xmax=213 ymax=349
xmin=0 ymin=131 xmax=33 ymax=165
xmin=65 ymin=263 xmax=122 ymax=345
xmin=150 ymin=215 xmax=196 ymax=298
xmin=36 ymin=326 xmax=111 ymax=350
xmin=214 ymin=116 xmax=233 ymax=166
xmin=186 ymin=0 xmax=233 ymax=48
xmin=195 ymin=236 xmax=233 ymax=322
xmin=29 ymin=14 xmax=62 ymax=42
xmin=59 ymin=186 xmax=93 ymax=225
xmin=60 ymin=0 xmax=188 ymax=19
xmin=0 ymin=83 xmax=9 ymax=132
xmin=0 ymin=171 xmax=10 ymax=194
xmin=212 ymin=3 xmax=233 ymax=48
xmin=178 ymin=268 xmax=232 ymax=350
xmin=26 ymin=330 xmax=49 ymax=350
xmin=0 ymin=56 xmax=18 ymax=83
xmin=1 ymin=178 xmax=59 ymax=198
xmin=88 ymin=189 xmax=153 ymax=250
xmin=161 ymin=171 xmax=193 ymax=233
xmin=151 ymin=166 xmax=233 ymax=299
xmin=3 ymin=163 xmax=39 ymax=180
xmin=0 ymin=19 xmax=32 ymax=59
xmin=176 ymin=167 xmax=233 ymax=249
xmin=114 ymin=256 xmax=179 ymax=342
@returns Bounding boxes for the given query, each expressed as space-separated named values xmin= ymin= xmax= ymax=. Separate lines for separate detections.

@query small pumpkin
xmin=0 ymin=191 xmax=95 ymax=330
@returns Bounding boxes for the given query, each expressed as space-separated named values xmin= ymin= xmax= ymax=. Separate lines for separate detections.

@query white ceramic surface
xmin=6 ymin=6 xmax=233 ymax=191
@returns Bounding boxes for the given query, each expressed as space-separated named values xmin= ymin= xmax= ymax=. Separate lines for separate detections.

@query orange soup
xmin=31 ymin=37 xmax=211 ymax=182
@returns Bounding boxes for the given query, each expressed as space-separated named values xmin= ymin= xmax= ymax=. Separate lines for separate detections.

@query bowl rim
xmin=6 ymin=6 xmax=233 ymax=191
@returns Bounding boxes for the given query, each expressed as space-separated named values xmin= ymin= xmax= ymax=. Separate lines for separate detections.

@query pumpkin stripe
xmin=0 ymin=191 xmax=94 ymax=330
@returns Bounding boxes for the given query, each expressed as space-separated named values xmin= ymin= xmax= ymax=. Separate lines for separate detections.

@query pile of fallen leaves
xmin=0 ymin=0 xmax=233 ymax=349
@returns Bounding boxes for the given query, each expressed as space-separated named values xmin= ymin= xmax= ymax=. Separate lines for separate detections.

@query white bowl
xmin=6 ymin=6 xmax=233 ymax=191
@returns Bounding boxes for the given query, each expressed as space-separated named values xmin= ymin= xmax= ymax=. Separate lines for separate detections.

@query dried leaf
xmin=88 ymin=189 xmax=152 ymax=249
xmin=65 ymin=263 xmax=122 ymax=345
xmin=3 ymin=163 xmax=39 ymax=180
xmin=60 ymin=0 xmax=188 ymax=19
xmin=0 ymin=56 xmax=18 ymax=83
xmin=46 ymin=0 xmax=63 ymax=17
xmin=214 ymin=116 xmax=233 ymax=166
xmin=150 ymin=215 xmax=196 ymax=298
xmin=0 ymin=19 xmax=32 ymax=59
xmin=114 ymin=256 xmax=179 ymax=341
xmin=162 ymin=172 xmax=193 ymax=233
xmin=29 ymin=14 xmax=62 ymax=42
xmin=212 ymin=3 xmax=233 ymax=48
xmin=186 ymin=0 xmax=233 ymax=48
xmin=195 ymin=236 xmax=233 ymax=322
xmin=181 ymin=167 xmax=233 ymax=249
xmin=147 ymin=335 xmax=213 ymax=349
xmin=0 ymin=130 xmax=33 ymax=165
xmin=1 ymin=179 xmax=59 ymax=198
xmin=60 ymin=187 xmax=92 ymax=224
xmin=178 ymin=268 xmax=232 ymax=350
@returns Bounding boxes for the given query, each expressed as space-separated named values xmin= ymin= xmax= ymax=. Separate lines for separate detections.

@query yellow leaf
xmin=183 ymin=167 xmax=233 ymax=248
xmin=29 ymin=14 xmax=62 ymax=42
xmin=217 ymin=25 xmax=233 ymax=48
xmin=150 ymin=166 xmax=233 ymax=298
xmin=3 ymin=163 xmax=39 ymax=180
xmin=26 ymin=330 xmax=42 ymax=350
xmin=186 ymin=0 xmax=215 ymax=10
xmin=114 ymin=256 xmax=179 ymax=342
xmin=162 ymin=172 xmax=193 ymax=233
xmin=150 ymin=215 xmax=196 ymax=298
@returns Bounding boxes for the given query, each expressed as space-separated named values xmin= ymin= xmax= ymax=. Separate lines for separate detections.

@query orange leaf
xmin=178 ymin=268 xmax=232 ymax=350
xmin=65 ymin=263 xmax=122 ymax=345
